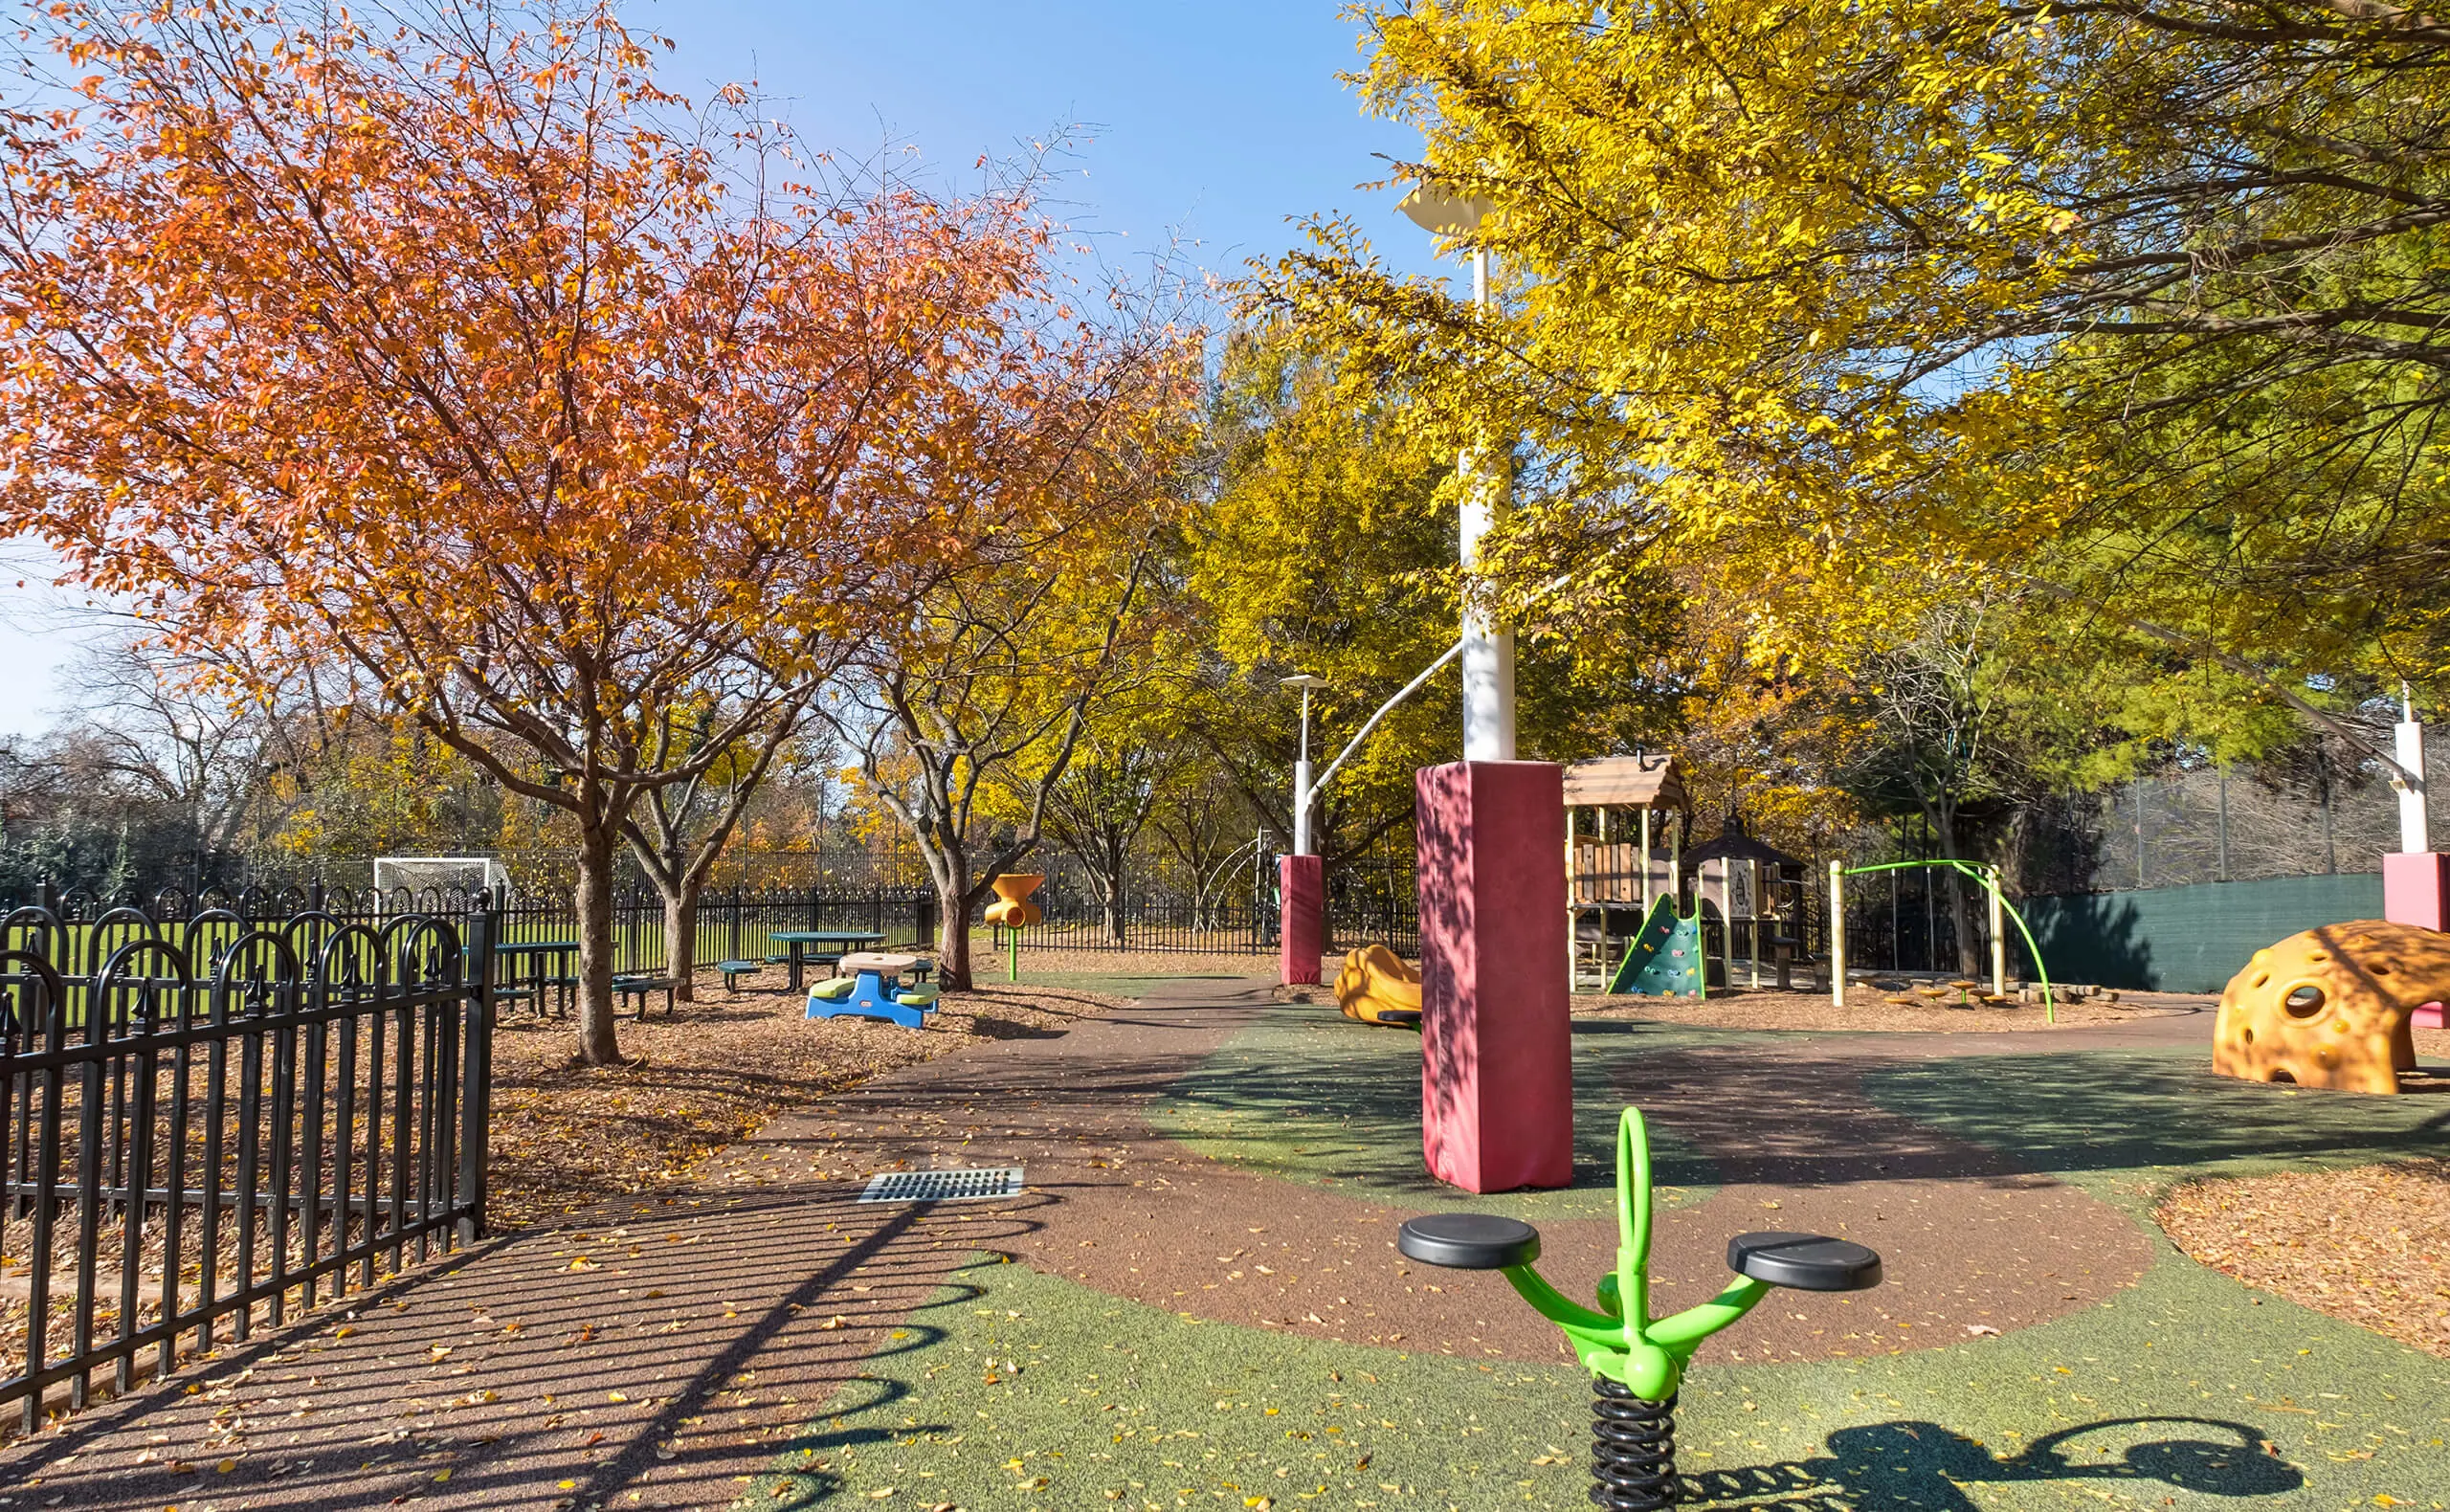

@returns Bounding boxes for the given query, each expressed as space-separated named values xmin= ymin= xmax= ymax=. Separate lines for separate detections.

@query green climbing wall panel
xmin=1607 ymin=895 xmax=1706 ymax=997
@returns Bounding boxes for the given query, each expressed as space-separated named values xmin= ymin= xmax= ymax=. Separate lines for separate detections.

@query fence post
xmin=457 ymin=903 xmax=497 ymax=1246
xmin=808 ymin=883 xmax=820 ymax=932
xmin=1828 ymin=861 xmax=1846 ymax=1008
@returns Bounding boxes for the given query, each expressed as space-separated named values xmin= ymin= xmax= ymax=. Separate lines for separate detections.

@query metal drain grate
xmin=858 ymin=1167 xmax=1025 ymax=1204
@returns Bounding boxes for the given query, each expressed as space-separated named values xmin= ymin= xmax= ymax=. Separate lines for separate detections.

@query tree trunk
xmin=1933 ymin=801 xmax=1982 ymax=977
xmin=934 ymin=853 xmax=975 ymax=990
xmin=574 ymin=822 xmax=623 ymax=1066
xmin=661 ymin=880 xmax=702 ymax=1004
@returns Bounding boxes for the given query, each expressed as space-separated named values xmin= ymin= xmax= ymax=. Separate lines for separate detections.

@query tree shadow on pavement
xmin=1863 ymin=1050 xmax=2450 ymax=1182
xmin=1148 ymin=1006 xmax=1718 ymax=1219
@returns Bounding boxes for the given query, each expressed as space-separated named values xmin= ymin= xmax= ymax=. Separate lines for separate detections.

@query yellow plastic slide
xmin=1335 ymin=943 xmax=1423 ymax=1028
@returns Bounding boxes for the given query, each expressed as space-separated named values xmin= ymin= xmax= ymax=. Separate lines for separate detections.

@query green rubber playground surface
xmin=1147 ymin=1004 xmax=1715 ymax=1219
xmin=747 ymin=1013 xmax=2450 ymax=1509
xmin=749 ymin=1247 xmax=2449 ymax=1509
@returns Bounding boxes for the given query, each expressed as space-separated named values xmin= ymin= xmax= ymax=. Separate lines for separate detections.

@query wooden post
xmin=1987 ymin=866 xmax=2007 ymax=997
xmin=1638 ymin=808 xmax=1653 ymax=915
xmin=1829 ymin=860 xmax=1846 ymax=1008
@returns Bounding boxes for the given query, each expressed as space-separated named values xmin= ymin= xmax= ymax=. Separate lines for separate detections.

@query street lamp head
xmin=1279 ymin=673 xmax=1329 ymax=692
xmin=1395 ymin=185 xmax=1496 ymax=238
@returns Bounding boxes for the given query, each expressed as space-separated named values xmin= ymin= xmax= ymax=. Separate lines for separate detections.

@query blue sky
xmin=0 ymin=0 xmax=1438 ymax=734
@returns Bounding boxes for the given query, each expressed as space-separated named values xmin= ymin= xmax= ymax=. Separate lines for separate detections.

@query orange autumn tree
xmin=0 ymin=0 xmax=1085 ymax=1063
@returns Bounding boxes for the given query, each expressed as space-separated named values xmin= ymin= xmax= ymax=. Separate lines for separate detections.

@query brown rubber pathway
xmin=0 ymin=983 xmax=2195 ymax=1509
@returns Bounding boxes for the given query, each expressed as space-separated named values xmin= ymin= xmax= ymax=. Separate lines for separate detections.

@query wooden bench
xmin=612 ymin=974 xmax=678 ymax=1018
xmin=716 ymin=960 xmax=764 ymax=994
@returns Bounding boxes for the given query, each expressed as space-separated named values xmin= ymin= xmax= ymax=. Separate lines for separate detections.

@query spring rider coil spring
xmin=1396 ymin=1106 xmax=1883 ymax=1509
xmin=1592 ymin=1379 xmax=1677 ymax=1510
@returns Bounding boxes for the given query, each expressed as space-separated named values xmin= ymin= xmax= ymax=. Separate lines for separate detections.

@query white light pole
xmin=1396 ymin=185 xmax=1513 ymax=762
xmin=2395 ymin=683 xmax=2431 ymax=854
xmin=1281 ymin=673 xmax=1328 ymax=855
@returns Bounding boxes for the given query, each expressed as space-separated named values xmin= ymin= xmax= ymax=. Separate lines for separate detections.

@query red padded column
xmin=1415 ymin=760 xmax=1571 ymax=1192
xmin=2385 ymin=852 xmax=2450 ymax=1027
xmin=2384 ymin=852 xmax=2450 ymax=932
xmin=1280 ymin=854 xmax=1325 ymax=986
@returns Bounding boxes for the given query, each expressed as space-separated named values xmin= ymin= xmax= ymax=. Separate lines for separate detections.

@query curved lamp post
xmin=1281 ymin=673 xmax=1327 ymax=856
xmin=1395 ymin=186 xmax=1511 ymax=761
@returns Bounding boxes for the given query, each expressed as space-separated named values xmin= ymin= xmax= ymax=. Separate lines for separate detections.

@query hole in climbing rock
xmin=2251 ymin=972 xmax=2270 ymax=989
xmin=2271 ymin=1068 xmax=2297 ymax=1083
xmin=2283 ymin=985 xmax=2326 ymax=1019
xmin=2240 ymin=1027 xmax=2254 ymax=1044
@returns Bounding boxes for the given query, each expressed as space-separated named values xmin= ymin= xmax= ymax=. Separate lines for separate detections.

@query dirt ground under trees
xmin=483 ymin=974 xmax=1129 ymax=1228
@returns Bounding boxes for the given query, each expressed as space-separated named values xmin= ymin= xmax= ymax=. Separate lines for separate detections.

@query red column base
xmin=2383 ymin=852 xmax=2450 ymax=931
xmin=1281 ymin=854 xmax=1325 ymax=986
xmin=1416 ymin=760 xmax=1571 ymax=1193
xmin=2385 ymin=854 xmax=2449 ymax=1027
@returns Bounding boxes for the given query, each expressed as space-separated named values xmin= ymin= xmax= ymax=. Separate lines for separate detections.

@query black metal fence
xmin=1 ymin=902 xmax=494 ymax=1432
xmin=4 ymin=877 xmax=1420 ymax=964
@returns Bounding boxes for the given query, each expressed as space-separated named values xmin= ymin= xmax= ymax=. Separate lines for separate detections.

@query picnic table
xmin=807 ymin=951 xmax=939 ymax=1028
xmin=769 ymin=929 xmax=885 ymax=992
xmin=492 ymin=940 xmax=577 ymax=1014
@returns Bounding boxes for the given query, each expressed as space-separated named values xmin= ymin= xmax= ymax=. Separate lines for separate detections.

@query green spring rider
xmin=1396 ymin=1106 xmax=1882 ymax=1509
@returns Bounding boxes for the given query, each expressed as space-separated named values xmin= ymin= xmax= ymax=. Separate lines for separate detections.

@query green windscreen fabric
xmin=2016 ymin=873 xmax=2384 ymax=992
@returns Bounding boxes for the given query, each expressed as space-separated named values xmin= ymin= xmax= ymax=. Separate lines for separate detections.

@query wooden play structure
xmin=2213 ymin=920 xmax=2450 ymax=1094
xmin=1334 ymin=943 xmax=1423 ymax=1027
xmin=1562 ymin=754 xmax=1690 ymax=991
xmin=1684 ymin=824 xmax=1815 ymax=991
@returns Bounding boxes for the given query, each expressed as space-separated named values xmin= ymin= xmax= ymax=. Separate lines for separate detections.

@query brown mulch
xmin=1570 ymin=981 xmax=2202 ymax=1032
xmin=2157 ymin=1159 xmax=2450 ymax=1358
xmin=480 ymin=973 xmax=1127 ymax=1229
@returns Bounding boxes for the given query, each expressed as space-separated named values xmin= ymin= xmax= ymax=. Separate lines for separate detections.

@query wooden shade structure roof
xmin=1559 ymin=753 xmax=1688 ymax=812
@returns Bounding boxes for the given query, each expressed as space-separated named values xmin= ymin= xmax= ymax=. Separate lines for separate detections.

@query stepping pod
xmin=1396 ymin=1106 xmax=1882 ymax=1509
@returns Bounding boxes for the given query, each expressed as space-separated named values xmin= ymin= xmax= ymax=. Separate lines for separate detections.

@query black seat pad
xmin=1726 ymin=1231 xmax=1882 ymax=1291
xmin=1397 ymin=1213 xmax=1541 ymax=1270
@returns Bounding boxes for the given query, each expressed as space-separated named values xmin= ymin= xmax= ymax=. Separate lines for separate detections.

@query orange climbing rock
xmin=1335 ymin=943 xmax=1423 ymax=1027
xmin=2213 ymin=920 xmax=2450 ymax=1094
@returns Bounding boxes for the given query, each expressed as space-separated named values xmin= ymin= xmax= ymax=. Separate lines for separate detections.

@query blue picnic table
xmin=806 ymin=950 xmax=939 ymax=1028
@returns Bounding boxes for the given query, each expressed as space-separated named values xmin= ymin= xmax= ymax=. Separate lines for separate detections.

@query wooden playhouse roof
xmin=1560 ymin=753 xmax=1688 ymax=812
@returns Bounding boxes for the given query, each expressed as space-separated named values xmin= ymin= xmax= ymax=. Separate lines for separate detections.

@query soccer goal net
xmin=371 ymin=856 xmax=512 ymax=913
